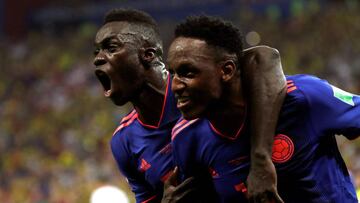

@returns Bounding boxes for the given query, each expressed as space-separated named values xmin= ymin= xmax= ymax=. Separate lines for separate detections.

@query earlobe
xmin=221 ymin=60 xmax=237 ymax=82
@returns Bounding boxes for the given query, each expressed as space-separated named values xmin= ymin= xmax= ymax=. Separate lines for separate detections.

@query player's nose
xmin=171 ymin=75 xmax=186 ymax=95
xmin=93 ymin=55 xmax=106 ymax=66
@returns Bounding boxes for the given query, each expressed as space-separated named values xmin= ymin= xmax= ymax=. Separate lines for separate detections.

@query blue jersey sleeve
xmin=298 ymin=76 xmax=360 ymax=139
xmin=110 ymin=134 xmax=157 ymax=203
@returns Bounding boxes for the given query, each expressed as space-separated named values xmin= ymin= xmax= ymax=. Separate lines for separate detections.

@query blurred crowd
xmin=0 ymin=25 xmax=133 ymax=202
xmin=1 ymin=1 xmax=360 ymax=202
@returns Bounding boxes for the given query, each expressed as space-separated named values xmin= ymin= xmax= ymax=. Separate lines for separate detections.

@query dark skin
xmin=242 ymin=47 xmax=286 ymax=203
xmin=93 ymin=21 xmax=166 ymax=126
xmin=162 ymin=167 xmax=198 ymax=203
xmin=94 ymin=21 xmax=285 ymax=203
xmin=164 ymin=37 xmax=285 ymax=203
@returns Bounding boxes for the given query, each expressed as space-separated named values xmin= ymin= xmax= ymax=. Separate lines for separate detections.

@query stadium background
xmin=0 ymin=0 xmax=360 ymax=202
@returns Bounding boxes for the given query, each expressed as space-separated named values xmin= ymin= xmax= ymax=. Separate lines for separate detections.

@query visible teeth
xmin=178 ymin=97 xmax=188 ymax=103
xmin=104 ymin=90 xmax=111 ymax=97
xmin=95 ymin=56 xmax=105 ymax=61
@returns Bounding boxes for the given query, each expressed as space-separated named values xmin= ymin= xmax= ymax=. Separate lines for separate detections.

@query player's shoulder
xmin=286 ymin=74 xmax=332 ymax=95
xmin=112 ymin=110 xmax=138 ymax=138
xmin=284 ymin=74 xmax=343 ymax=112
xmin=110 ymin=110 xmax=139 ymax=154
xmin=171 ymin=118 xmax=201 ymax=141
xmin=287 ymin=74 xmax=324 ymax=81
xmin=286 ymin=74 xmax=329 ymax=87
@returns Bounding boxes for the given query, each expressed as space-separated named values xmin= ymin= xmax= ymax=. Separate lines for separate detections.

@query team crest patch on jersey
xmin=331 ymin=85 xmax=355 ymax=106
xmin=272 ymin=134 xmax=294 ymax=163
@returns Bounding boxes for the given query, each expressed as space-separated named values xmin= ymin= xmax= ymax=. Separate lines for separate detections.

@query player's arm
xmin=111 ymin=136 xmax=159 ymax=203
xmin=241 ymin=46 xmax=286 ymax=203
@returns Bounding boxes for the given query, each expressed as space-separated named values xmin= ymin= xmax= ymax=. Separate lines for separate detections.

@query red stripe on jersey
xmin=159 ymin=143 xmax=172 ymax=154
xmin=171 ymin=119 xmax=199 ymax=140
xmin=287 ymin=86 xmax=297 ymax=93
xmin=161 ymin=170 xmax=174 ymax=182
xmin=286 ymin=79 xmax=297 ymax=93
xmin=209 ymin=121 xmax=245 ymax=141
xmin=209 ymin=107 xmax=246 ymax=141
xmin=112 ymin=113 xmax=138 ymax=136
xmin=120 ymin=110 xmax=136 ymax=123
xmin=171 ymin=119 xmax=188 ymax=135
xmin=141 ymin=195 xmax=157 ymax=203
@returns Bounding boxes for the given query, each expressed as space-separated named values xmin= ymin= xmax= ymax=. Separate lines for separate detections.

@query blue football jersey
xmin=111 ymin=77 xmax=180 ymax=203
xmin=172 ymin=74 xmax=360 ymax=203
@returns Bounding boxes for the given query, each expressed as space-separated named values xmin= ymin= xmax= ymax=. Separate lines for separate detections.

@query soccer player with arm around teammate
xmin=93 ymin=9 xmax=285 ymax=203
xmin=166 ymin=15 xmax=360 ymax=203
xmin=162 ymin=44 xmax=286 ymax=203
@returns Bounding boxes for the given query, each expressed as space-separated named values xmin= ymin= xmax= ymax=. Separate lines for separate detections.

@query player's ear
xmin=221 ymin=60 xmax=237 ymax=82
xmin=139 ymin=47 xmax=156 ymax=69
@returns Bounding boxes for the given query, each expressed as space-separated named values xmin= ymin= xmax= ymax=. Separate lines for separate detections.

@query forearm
xmin=242 ymin=45 xmax=286 ymax=165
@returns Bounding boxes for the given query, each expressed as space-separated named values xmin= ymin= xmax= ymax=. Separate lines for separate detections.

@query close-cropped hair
xmin=175 ymin=15 xmax=243 ymax=63
xmin=104 ymin=8 xmax=158 ymax=30
xmin=103 ymin=8 xmax=163 ymax=55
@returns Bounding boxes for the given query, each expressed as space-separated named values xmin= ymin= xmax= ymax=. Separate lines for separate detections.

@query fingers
xmin=165 ymin=167 xmax=179 ymax=187
xmin=250 ymin=194 xmax=269 ymax=203
xmin=174 ymin=187 xmax=198 ymax=202
xmin=273 ymin=190 xmax=284 ymax=203
xmin=173 ymin=177 xmax=196 ymax=194
xmin=162 ymin=176 xmax=198 ymax=203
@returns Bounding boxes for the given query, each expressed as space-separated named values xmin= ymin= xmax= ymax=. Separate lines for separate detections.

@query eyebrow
xmin=95 ymin=34 xmax=118 ymax=46
xmin=97 ymin=32 xmax=140 ymax=46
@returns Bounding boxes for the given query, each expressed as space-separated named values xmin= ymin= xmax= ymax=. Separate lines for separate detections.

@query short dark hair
xmin=104 ymin=8 xmax=158 ymax=30
xmin=103 ymin=8 xmax=163 ymax=55
xmin=175 ymin=15 xmax=243 ymax=64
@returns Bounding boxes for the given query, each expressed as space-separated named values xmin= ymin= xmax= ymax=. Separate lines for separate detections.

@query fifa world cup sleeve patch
xmin=331 ymin=85 xmax=355 ymax=106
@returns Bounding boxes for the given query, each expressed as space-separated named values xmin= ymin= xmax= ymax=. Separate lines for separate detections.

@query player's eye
xmin=178 ymin=68 xmax=196 ymax=78
xmin=185 ymin=72 xmax=195 ymax=78
xmin=176 ymin=64 xmax=198 ymax=78
xmin=93 ymin=48 xmax=100 ymax=56
xmin=107 ymin=45 xmax=118 ymax=53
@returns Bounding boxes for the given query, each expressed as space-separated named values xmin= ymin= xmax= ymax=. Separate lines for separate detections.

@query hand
xmin=161 ymin=167 xmax=197 ymax=203
xmin=246 ymin=158 xmax=283 ymax=203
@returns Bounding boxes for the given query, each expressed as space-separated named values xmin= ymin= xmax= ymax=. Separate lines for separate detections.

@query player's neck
xmin=207 ymin=102 xmax=246 ymax=138
xmin=208 ymin=104 xmax=246 ymax=139
xmin=133 ymin=76 xmax=168 ymax=126
xmin=207 ymin=78 xmax=246 ymax=138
